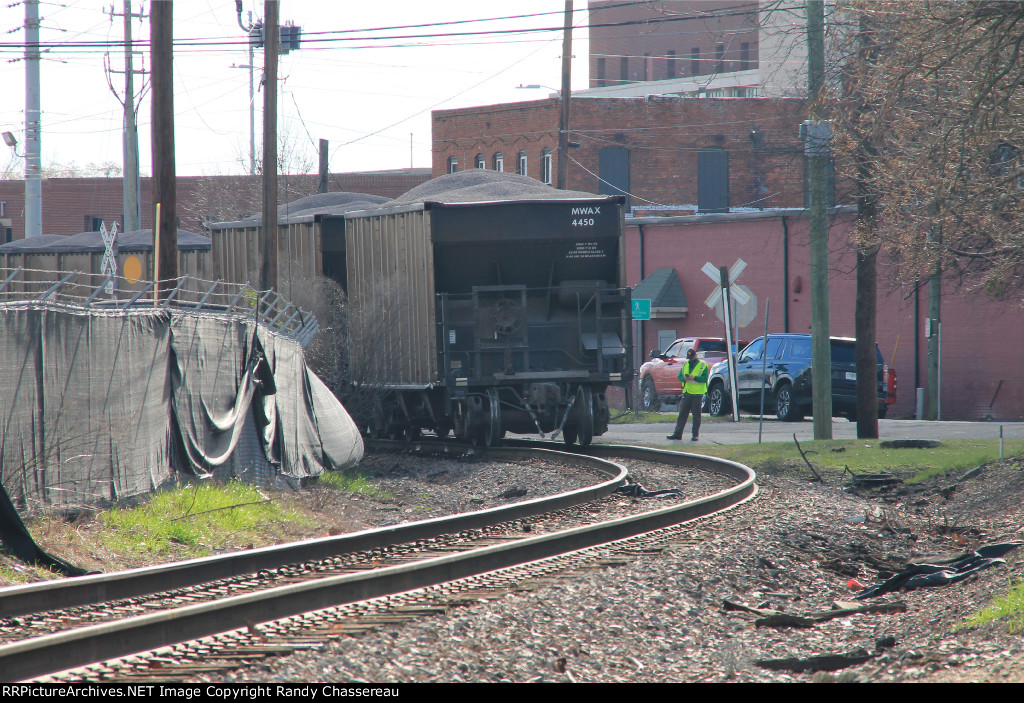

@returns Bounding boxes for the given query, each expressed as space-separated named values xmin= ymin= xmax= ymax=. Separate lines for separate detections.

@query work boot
xmin=666 ymin=434 xmax=682 ymax=440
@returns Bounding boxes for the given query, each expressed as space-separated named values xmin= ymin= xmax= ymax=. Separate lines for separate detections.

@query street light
xmin=2 ymin=132 xmax=19 ymax=153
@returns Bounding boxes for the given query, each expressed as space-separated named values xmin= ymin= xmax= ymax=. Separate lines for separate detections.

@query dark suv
xmin=705 ymin=334 xmax=889 ymax=421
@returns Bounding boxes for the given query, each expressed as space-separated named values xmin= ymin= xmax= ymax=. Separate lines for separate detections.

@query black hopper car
xmin=340 ymin=189 xmax=633 ymax=447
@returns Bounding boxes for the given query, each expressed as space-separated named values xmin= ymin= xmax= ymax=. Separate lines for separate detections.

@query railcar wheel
xmin=562 ymin=424 xmax=578 ymax=447
xmin=577 ymin=386 xmax=594 ymax=449
xmin=483 ymin=388 xmax=503 ymax=447
xmin=640 ymin=378 xmax=660 ymax=412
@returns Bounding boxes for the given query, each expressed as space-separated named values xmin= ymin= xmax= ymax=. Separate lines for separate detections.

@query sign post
xmin=631 ymin=298 xmax=651 ymax=413
xmin=702 ymin=261 xmax=751 ymax=421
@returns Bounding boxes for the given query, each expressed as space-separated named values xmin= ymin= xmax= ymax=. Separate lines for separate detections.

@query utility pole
xmin=235 ymin=3 xmax=259 ymax=176
xmin=24 ymin=0 xmax=42 ymax=238
xmin=260 ymin=0 xmax=279 ymax=292
xmin=151 ymin=0 xmax=177 ymax=292
xmin=318 ymin=139 xmax=329 ymax=194
xmin=557 ymin=1 xmax=573 ymax=190
xmin=805 ymin=0 xmax=832 ymax=439
xmin=107 ymin=1 xmax=146 ymax=232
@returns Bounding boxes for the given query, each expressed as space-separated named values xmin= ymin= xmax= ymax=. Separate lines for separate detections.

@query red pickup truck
xmin=638 ymin=337 xmax=748 ymax=411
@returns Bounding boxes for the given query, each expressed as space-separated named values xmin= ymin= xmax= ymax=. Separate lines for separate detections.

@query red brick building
xmin=433 ymin=96 xmax=815 ymax=213
xmin=0 ymin=169 xmax=430 ymax=242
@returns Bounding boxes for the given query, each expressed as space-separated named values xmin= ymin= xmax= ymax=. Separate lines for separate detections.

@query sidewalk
xmin=597 ymin=416 xmax=1024 ymax=447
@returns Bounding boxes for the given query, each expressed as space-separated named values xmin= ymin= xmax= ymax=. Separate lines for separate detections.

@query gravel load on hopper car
xmin=227 ymin=191 xmax=391 ymax=225
xmin=383 ymin=170 xmax=609 ymax=206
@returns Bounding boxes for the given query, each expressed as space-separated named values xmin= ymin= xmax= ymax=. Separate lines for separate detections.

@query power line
xmin=0 ymin=4 xmax=765 ymax=55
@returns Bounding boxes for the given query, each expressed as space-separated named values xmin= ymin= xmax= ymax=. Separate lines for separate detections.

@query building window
xmin=517 ymin=150 xmax=528 ymax=176
xmin=541 ymin=148 xmax=553 ymax=185
xmin=447 ymin=156 xmax=458 ymax=174
xmin=740 ymin=43 xmax=750 ymax=70
xmin=475 ymin=153 xmax=485 ymax=169
xmin=84 ymin=215 xmax=103 ymax=232
xmin=596 ymin=57 xmax=606 ymax=87
xmin=643 ymin=53 xmax=650 ymax=81
xmin=493 ymin=152 xmax=504 ymax=171
xmin=666 ymin=50 xmax=676 ymax=79
xmin=620 ymin=57 xmax=629 ymax=83
xmin=715 ymin=45 xmax=725 ymax=73
xmin=690 ymin=47 xmax=700 ymax=76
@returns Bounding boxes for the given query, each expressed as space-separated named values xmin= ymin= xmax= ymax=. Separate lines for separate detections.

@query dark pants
xmin=673 ymin=393 xmax=703 ymax=438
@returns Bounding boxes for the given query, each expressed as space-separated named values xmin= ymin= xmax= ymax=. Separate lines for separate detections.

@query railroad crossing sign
xmin=631 ymin=298 xmax=651 ymax=320
xmin=99 ymin=221 xmax=119 ymax=296
xmin=702 ymin=259 xmax=757 ymax=328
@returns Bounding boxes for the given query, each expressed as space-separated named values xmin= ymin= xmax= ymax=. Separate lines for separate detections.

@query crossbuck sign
xmin=702 ymin=259 xmax=756 ymax=327
xmin=100 ymin=221 xmax=119 ymax=296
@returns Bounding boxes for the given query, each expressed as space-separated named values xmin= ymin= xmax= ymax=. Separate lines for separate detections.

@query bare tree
xmin=832 ymin=1 xmax=1024 ymax=296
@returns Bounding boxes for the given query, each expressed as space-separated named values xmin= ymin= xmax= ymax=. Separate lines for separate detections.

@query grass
xmin=683 ymin=438 xmax=1024 ymax=482
xmin=317 ymin=469 xmax=389 ymax=496
xmin=96 ymin=480 xmax=311 ymax=558
xmin=958 ymin=579 xmax=1024 ymax=633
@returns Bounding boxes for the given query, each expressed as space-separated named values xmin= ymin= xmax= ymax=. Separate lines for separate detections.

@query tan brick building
xmin=588 ymin=0 xmax=760 ymax=87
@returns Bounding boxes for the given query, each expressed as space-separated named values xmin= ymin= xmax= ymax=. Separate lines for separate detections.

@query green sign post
xmin=631 ymin=298 xmax=651 ymax=320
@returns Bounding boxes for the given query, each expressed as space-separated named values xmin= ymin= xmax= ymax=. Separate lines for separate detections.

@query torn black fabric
xmin=855 ymin=542 xmax=1024 ymax=599
xmin=0 ymin=483 xmax=89 ymax=576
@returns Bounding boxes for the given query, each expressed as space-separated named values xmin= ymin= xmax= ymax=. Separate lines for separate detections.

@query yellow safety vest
xmin=678 ymin=359 xmax=709 ymax=395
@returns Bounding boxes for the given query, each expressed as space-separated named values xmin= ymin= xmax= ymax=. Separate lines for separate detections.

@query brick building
xmin=625 ymin=209 xmax=1024 ymax=421
xmin=588 ymin=0 xmax=760 ymax=87
xmin=433 ymin=96 xmax=818 ymax=213
xmin=0 ymin=169 xmax=430 ymax=242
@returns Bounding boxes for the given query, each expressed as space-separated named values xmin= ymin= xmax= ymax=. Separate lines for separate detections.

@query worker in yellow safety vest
xmin=667 ymin=347 xmax=709 ymax=442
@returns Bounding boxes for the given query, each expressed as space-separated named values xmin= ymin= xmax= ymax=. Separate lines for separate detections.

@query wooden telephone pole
xmin=260 ymin=0 xmax=279 ymax=292
xmin=806 ymin=0 xmax=833 ymax=439
xmin=151 ymin=0 xmax=177 ymax=293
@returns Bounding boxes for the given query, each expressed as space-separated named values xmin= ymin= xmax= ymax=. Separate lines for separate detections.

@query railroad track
xmin=0 ymin=443 xmax=755 ymax=682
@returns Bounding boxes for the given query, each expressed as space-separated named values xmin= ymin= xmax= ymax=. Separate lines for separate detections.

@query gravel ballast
xmin=222 ymin=452 xmax=1024 ymax=684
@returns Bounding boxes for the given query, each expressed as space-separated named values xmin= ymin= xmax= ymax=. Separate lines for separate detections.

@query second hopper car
xmin=342 ymin=195 xmax=633 ymax=447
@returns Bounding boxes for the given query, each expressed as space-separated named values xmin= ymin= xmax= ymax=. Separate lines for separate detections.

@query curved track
xmin=0 ymin=443 xmax=755 ymax=681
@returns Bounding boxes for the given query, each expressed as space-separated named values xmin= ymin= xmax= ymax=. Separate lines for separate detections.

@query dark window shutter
xmin=698 ymin=150 xmax=729 ymax=213
xmin=599 ymin=145 xmax=630 ymax=210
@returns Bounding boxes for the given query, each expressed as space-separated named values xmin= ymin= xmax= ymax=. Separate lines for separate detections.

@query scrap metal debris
xmin=614 ymin=483 xmax=683 ymax=499
xmin=854 ymin=542 xmax=1024 ymax=599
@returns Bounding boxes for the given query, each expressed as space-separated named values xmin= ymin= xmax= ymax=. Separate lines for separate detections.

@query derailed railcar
xmin=344 ymin=196 xmax=632 ymax=447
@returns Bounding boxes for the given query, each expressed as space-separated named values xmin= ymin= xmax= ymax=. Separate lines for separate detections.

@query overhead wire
xmin=0 ymin=3 xmax=770 ymax=55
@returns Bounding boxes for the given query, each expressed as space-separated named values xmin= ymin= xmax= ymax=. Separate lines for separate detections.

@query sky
xmin=0 ymin=1 xmax=591 ymax=178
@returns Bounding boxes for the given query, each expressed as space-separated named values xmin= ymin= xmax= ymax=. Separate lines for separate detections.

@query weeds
xmin=97 ymin=481 xmax=309 ymax=558
xmin=317 ymin=470 xmax=389 ymax=497
xmin=958 ymin=579 xmax=1024 ymax=633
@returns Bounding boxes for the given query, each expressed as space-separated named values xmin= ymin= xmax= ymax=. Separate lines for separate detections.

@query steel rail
xmin=0 ymin=446 xmax=755 ymax=682
xmin=0 ymin=446 xmax=625 ymax=619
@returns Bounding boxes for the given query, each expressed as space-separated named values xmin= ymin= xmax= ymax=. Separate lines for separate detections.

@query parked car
xmin=705 ymin=334 xmax=891 ymax=421
xmin=638 ymin=336 xmax=748 ymax=411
